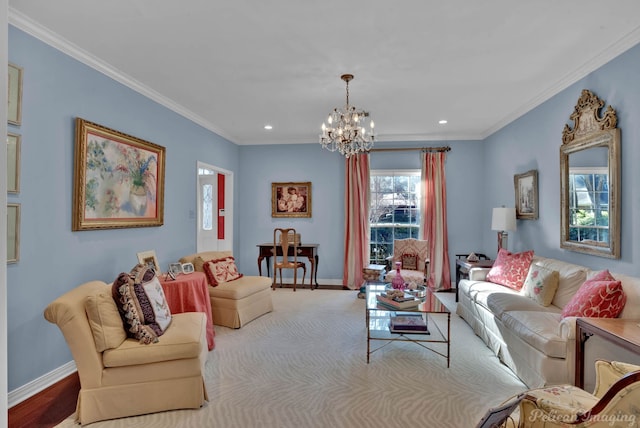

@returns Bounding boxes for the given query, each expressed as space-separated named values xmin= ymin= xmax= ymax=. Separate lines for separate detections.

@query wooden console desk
xmin=257 ymin=243 xmax=319 ymax=288
xmin=575 ymin=317 xmax=640 ymax=388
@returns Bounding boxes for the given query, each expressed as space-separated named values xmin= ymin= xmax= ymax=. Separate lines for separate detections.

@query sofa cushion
xmin=486 ymin=249 xmax=534 ymax=291
xmin=102 ymin=312 xmax=206 ymax=368
xmin=209 ymin=276 xmax=273 ymax=300
xmin=112 ymin=265 xmax=172 ymax=344
xmin=613 ymin=273 xmax=640 ymax=318
xmin=462 ymin=280 xmax=514 ymax=303
xmin=501 ymin=310 xmax=567 ymax=358
xmin=532 ymin=257 xmax=588 ymax=309
xmin=203 ymin=256 xmax=243 ymax=286
xmin=561 ymin=273 xmax=627 ymax=319
xmin=521 ymin=264 xmax=559 ymax=306
xmin=85 ymin=290 xmax=127 ymax=352
xmin=485 ymin=292 xmax=559 ymax=319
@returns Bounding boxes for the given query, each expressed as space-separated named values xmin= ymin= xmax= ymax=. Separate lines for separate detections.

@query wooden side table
xmin=575 ymin=317 xmax=640 ymax=388
xmin=455 ymin=259 xmax=493 ymax=302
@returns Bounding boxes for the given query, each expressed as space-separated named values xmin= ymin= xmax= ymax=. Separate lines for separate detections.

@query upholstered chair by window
xmin=384 ymin=238 xmax=429 ymax=288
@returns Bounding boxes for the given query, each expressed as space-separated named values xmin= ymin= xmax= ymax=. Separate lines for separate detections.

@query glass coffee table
xmin=365 ymin=282 xmax=450 ymax=366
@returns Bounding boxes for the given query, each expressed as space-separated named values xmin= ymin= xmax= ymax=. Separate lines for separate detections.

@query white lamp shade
xmin=492 ymin=207 xmax=517 ymax=231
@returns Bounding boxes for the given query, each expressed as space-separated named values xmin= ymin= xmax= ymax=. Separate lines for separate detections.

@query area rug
xmin=55 ymin=289 xmax=526 ymax=428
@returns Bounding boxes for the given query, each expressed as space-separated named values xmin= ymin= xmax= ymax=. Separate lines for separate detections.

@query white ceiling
xmin=8 ymin=1 xmax=640 ymax=146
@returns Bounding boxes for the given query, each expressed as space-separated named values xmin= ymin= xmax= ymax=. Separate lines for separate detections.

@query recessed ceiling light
xmin=264 ymin=125 xmax=273 ymax=130
xmin=438 ymin=120 xmax=448 ymax=125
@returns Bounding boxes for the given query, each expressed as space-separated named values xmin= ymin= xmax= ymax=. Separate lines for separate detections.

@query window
xmin=568 ymin=167 xmax=609 ymax=243
xmin=369 ymin=170 xmax=421 ymax=265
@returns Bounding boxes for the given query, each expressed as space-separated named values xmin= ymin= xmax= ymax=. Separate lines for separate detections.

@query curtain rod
xmin=368 ymin=146 xmax=451 ymax=153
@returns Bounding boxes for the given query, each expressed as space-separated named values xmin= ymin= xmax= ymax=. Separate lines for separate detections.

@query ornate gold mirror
xmin=560 ymin=90 xmax=620 ymax=258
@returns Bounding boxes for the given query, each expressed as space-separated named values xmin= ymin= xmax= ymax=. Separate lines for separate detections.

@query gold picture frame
xmin=514 ymin=169 xmax=538 ymax=220
xmin=7 ymin=203 xmax=20 ymax=264
xmin=72 ymin=118 xmax=165 ymax=230
xmin=7 ymin=132 xmax=21 ymax=194
xmin=137 ymin=250 xmax=161 ymax=274
xmin=8 ymin=63 xmax=23 ymax=126
xmin=271 ymin=182 xmax=312 ymax=218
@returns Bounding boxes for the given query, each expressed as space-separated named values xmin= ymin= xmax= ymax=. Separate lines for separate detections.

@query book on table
xmin=376 ymin=293 xmax=420 ymax=309
xmin=389 ymin=313 xmax=429 ymax=334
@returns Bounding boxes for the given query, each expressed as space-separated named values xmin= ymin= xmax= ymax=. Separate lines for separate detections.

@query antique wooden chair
xmin=273 ymin=228 xmax=307 ymax=291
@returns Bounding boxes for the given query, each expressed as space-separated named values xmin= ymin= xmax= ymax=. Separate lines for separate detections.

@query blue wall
xmin=8 ymin=23 xmax=640 ymax=396
xmin=483 ymin=42 xmax=640 ymax=277
xmin=7 ymin=26 xmax=240 ymax=391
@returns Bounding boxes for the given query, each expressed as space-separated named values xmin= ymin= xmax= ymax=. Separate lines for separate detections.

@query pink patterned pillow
xmin=203 ymin=256 xmax=243 ymax=286
xmin=561 ymin=271 xmax=626 ymax=318
xmin=485 ymin=249 xmax=534 ymax=291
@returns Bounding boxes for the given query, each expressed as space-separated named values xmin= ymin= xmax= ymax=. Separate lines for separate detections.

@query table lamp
xmin=492 ymin=207 xmax=516 ymax=252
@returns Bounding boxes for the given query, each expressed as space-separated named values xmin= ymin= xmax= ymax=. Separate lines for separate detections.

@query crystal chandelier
xmin=319 ymin=74 xmax=375 ymax=158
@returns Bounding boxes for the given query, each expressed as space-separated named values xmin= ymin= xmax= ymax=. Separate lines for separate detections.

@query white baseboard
xmin=273 ymin=278 xmax=344 ymax=287
xmin=8 ymin=360 xmax=77 ymax=408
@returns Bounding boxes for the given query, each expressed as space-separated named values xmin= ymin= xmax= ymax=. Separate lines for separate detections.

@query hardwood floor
xmin=8 ymin=372 xmax=79 ymax=428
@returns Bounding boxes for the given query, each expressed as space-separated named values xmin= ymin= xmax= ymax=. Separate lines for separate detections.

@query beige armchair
xmin=180 ymin=251 xmax=273 ymax=328
xmin=518 ymin=360 xmax=640 ymax=427
xmin=384 ymin=238 xmax=430 ymax=288
xmin=44 ymin=281 xmax=209 ymax=425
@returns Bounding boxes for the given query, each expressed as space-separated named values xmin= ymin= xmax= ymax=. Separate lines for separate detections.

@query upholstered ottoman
xmin=180 ymin=251 xmax=273 ymax=329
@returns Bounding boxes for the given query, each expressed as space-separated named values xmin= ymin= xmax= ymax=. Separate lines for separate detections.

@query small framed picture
xmin=8 ymin=63 xmax=23 ymax=126
xmin=514 ymin=169 xmax=538 ymax=220
xmin=271 ymin=182 xmax=312 ymax=218
xmin=7 ymin=133 xmax=21 ymax=194
xmin=181 ymin=262 xmax=195 ymax=274
xmin=168 ymin=263 xmax=182 ymax=276
xmin=7 ymin=203 xmax=20 ymax=264
xmin=137 ymin=250 xmax=161 ymax=274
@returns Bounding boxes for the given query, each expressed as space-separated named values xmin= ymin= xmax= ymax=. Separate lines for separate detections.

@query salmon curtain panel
xmin=421 ymin=151 xmax=451 ymax=290
xmin=343 ymin=153 xmax=370 ymax=289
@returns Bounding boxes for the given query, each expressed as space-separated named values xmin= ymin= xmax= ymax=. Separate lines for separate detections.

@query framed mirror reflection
xmin=560 ymin=90 xmax=620 ymax=258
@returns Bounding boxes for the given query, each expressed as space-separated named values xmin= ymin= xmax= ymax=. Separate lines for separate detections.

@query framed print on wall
xmin=271 ymin=182 xmax=312 ymax=218
xmin=137 ymin=250 xmax=161 ymax=274
xmin=514 ymin=169 xmax=538 ymax=220
xmin=7 ymin=132 xmax=21 ymax=193
xmin=7 ymin=203 xmax=20 ymax=263
xmin=8 ymin=63 xmax=23 ymax=126
xmin=72 ymin=118 xmax=166 ymax=231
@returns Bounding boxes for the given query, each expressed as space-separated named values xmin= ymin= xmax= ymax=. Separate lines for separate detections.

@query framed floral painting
xmin=72 ymin=118 xmax=166 ymax=230
xmin=271 ymin=182 xmax=312 ymax=218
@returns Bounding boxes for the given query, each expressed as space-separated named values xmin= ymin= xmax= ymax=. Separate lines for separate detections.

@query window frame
xmin=369 ymin=169 xmax=421 ymax=265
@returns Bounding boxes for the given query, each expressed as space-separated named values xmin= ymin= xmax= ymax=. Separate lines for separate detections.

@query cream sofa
xmin=180 ymin=251 xmax=273 ymax=329
xmin=456 ymin=255 xmax=640 ymax=388
xmin=44 ymin=280 xmax=209 ymax=425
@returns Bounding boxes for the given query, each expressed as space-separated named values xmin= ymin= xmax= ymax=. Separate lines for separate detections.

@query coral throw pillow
xmin=561 ymin=270 xmax=627 ymax=318
xmin=521 ymin=264 xmax=559 ymax=306
xmin=486 ymin=249 xmax=534 ymax=291
xmin=203 ymin=256 xmax=243 ymax=286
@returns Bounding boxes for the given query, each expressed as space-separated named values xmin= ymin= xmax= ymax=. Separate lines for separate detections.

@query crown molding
xmin=8 ymin=8 xmax=237 ymax=144
xmin=483 ymin=25 xmax=640 ymax=139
